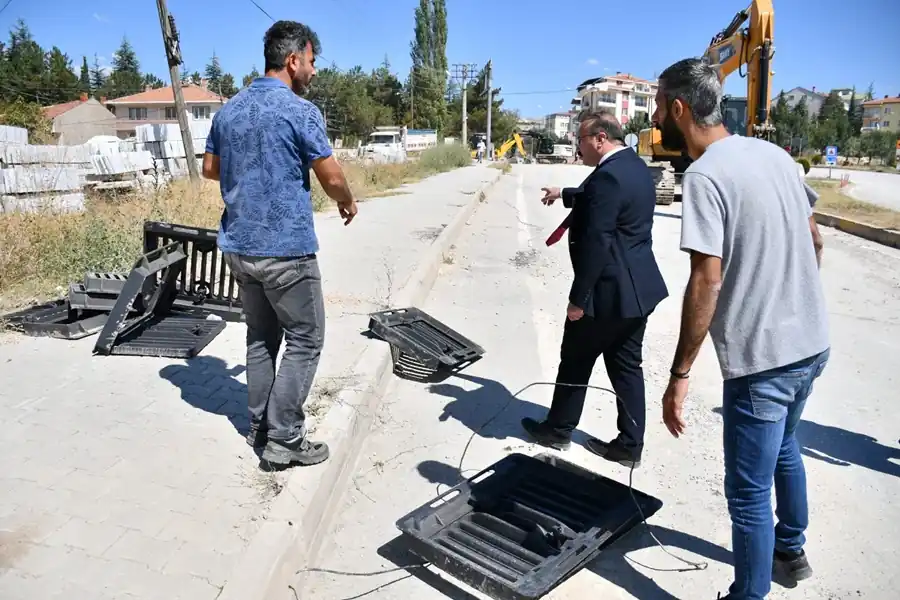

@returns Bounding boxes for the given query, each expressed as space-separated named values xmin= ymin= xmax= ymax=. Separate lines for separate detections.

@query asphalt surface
xmin=301 ymin=164 xmax=900 ymax=600
xmin=808 ymin=166 xmax=900 ymax=211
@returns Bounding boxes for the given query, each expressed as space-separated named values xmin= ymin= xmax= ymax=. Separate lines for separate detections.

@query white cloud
xmin=586 ymin=58 xmax=599 ymax=66
xmin=93 ymin=13 xmax=109 ymax=23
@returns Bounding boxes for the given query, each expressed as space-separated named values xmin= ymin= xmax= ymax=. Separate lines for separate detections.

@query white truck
xmin=360 ymin=126 xmax=438 ymax=163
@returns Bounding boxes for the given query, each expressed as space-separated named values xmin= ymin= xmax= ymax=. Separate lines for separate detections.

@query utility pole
xmin=409 ymin=67 xmax=415 ymax=126
xmin=451 ymin=63 xmax=477 ymax=144
xmin=156 ymin=0 xmax=199 ymax=183
xmin=485 ymin=59 xmax=493 ymax=161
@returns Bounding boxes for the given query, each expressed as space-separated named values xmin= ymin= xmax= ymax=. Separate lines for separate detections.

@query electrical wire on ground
xmin=297 ymin=380 xmax=709 ymax=600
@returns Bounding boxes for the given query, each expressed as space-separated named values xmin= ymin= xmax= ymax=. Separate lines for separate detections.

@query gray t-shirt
xmin=680 ymin=135 xmax=829 ymax=380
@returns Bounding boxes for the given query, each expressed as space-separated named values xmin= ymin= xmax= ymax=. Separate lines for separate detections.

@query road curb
xmin=813 ymin=211 xmax=900 ymax=250
xmin=217 ymin=167 xmax=504 ymax=600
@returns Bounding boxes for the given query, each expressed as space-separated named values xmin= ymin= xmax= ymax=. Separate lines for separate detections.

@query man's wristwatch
xmin=670 ymin=368 xmax=690 ymax=380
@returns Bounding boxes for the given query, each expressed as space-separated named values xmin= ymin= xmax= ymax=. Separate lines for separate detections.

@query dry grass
xmin=0 ymin=144 xmax=472 ymax=310
xmin=490 ymin=162 xmax=513 ymax=174
xmin=808 ymin=179 xmax=900 ymax=230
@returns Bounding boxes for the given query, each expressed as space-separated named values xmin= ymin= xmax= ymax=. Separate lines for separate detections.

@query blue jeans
xmin=722 ymin=348 xmax=830 ymax=600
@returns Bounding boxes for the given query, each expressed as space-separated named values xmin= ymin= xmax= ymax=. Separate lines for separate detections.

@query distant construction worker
xmin=202 ymin=20 xmax=358 ymax=468
xmin=521 ymin=110 xmax=668 ymax=468
xmin=653 ymin=58 xmax=829 ymax=600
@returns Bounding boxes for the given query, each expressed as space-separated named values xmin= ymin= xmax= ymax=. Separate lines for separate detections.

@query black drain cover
xmin=396 ymin=453 xmax=662 ymax=600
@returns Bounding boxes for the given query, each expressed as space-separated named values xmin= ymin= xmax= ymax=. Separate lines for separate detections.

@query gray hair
xmin=263 ymin=20 xmax=322 ymax=72
xmin=658 ymin=58 xmax=723 ymax=127
xmin=578 ymin=110 xmax=625 ymax=144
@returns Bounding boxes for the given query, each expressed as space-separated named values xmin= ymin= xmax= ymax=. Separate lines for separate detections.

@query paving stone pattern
xmin=0 ymin=165 xmax=495 ymax=599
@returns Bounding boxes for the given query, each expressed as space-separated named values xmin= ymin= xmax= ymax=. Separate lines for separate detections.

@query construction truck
xmin=638 ymin=0 xmax=775 ymax=205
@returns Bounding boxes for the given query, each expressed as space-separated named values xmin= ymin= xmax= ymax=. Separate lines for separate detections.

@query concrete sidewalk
xmin=0 ymin=165 xmax=497 ymax=600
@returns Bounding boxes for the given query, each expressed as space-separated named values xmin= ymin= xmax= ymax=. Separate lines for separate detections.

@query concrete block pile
xmin=0 ymin=125 xmax=28 ymax=146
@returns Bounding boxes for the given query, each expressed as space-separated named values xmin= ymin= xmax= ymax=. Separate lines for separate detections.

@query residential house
xmin=861 ymin=95 xmax=900 ymax=133
xmin=103 ymin=81 xmax=227 ymax=140
xmin=515 ymin=118 xmax=543 ymax=132
xmin=543 ymin=112 xmax=574 ymax=140
xmin=832 ymin=87 xmax=866 ymax=112
xmin=41 ymin=94 xmax=117 ymax=145
xmin=772 ymin=86 xmax=826 ymax=118
xmin=571 ymin=72 xmax=657 ymax=128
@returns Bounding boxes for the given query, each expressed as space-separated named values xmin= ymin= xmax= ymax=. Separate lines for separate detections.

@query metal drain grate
xmin=143 ymin=220 xmax=244 ymax=322
xmin=105 ymin=311 xmax=226 ymax=358
xmin=0 ymin=299 xmax=107 ymax=340
xmin=396 ymin=453 xmax=662 ymax=600
xmin=368 ymin=307 xmax=484 ymax=381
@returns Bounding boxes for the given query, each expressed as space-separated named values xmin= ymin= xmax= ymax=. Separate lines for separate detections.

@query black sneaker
xmin=774 ymin=548 xmax=813 ymax=581
xmin=585 ymin=438 xmax=641 ymax=468
xmin=246 ymin=422 xmax=268 ymax=448
xmin=521 ymin=417 xmax=571 ymax=450
xmin=261 ymin=434 xmax=330 ymax=467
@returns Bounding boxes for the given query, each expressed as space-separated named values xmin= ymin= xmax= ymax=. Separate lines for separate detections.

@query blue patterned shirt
xmin=205 ymin=77 xmax=332 ymax=257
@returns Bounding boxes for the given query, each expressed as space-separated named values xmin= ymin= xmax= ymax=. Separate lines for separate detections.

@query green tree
xmin=42 ymin=46 xmax=80 ymax=104
xmin=847 ymin=87 xmax=863 ymax=136
xmin=242 ymin=66 xmax=260 ymax=88
xmin=106 ymin=36 xmax=143 ymax=98
xmin=219 ymin=73 xmax=238 ymax=98
xmin=90 ymin=54 xmax=107 ymax=92
xmin=864 ymin=82 xmax=875 ymax=101
xmin=0 ymin=98 xmax=53 ymax=142
xmin=204 ymin=52 xmax=224 ymax=94
xmin=3 ymin=20 xmax=46 ymax=103
xmin=141 ymin=73 xmax=165 ymax=89
xmin=79 ymin=56 xmax=91 ymax=94
xmin=624 ymin=112 xmax=650 ymax=136
xmin=408 ymin=0 xmax=448 ymax=131
xmin=190 ymin=71 xmax=202 ymax=85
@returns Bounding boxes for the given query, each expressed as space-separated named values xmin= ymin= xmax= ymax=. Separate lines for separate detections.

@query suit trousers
xmin=545 ymin=315 xmax=648 ymax=453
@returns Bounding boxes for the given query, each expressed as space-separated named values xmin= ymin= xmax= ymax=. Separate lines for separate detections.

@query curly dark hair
xmin=263 ymin=20 xmax=322 ymax=72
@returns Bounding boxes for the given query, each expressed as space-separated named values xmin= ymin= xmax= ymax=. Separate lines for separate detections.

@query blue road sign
xmin=825 ymin=145 xmax=838 ymax=166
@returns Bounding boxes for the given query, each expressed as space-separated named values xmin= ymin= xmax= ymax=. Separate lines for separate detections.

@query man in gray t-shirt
xmin=652 ymin=58 xmax=830 ymax=600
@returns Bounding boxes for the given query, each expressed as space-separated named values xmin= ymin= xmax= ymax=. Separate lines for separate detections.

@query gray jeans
xmin=224 ymin=253 xmax=325 ymax=441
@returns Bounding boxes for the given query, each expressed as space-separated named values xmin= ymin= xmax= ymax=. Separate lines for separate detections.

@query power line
xmin=248 ymin=0 xmax=275 ymax=22
xmin=0 ymin=0 xmax=15 ymax=17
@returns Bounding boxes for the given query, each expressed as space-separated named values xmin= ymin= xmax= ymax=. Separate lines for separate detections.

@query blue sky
xmin=4 ymin=0 xmax=899 ymax=117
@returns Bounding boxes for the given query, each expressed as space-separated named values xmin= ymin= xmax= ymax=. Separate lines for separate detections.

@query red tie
xmin=546 ymin=213 xmax=572 ymax=246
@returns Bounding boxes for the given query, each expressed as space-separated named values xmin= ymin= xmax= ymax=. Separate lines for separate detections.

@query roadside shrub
xmin=811 ymin=154 xmax=823 ymax=165
xmin=796 ymin=158 xmax=810 ymax=174
xmin=417 ymin=143 xmax=472 ymax=172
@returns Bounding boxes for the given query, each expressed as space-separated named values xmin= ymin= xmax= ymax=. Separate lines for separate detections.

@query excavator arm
xmin=702 ymin=0 xmax=775 ymax=138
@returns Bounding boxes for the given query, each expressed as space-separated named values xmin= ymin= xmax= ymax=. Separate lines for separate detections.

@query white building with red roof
xmin=103 ymin=80 xmax=227 ymax=139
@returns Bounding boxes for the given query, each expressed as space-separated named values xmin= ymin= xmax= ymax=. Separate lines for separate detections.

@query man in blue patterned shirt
xmin=202 ymin=20 xmax=358 ymax=468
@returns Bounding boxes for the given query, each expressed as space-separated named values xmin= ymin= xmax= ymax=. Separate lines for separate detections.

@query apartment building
xmin=771 ymin=86 xmax=826 ymax=117
xmin=103 ymin=81 xmax=227 ymax=140
xmin=543 ymin=112 xmax=573 ymax=139
xmin=861 ymin=96 xmax=900 ymax=133
xmin=833 ymin=87 xmax=867 ymax=112
xmin=570 ymin=72 xmax=657 ymax=127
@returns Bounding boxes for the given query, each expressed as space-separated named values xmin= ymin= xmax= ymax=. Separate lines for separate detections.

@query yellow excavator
xmin=638 ymin=0 xmax=775 ymax=204
xmin=470 ymin=132 xmax=529 ymax=161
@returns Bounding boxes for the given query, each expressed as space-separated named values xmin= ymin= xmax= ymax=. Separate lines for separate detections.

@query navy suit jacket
xmin=561 ymin=148 xmax=669 ymax=321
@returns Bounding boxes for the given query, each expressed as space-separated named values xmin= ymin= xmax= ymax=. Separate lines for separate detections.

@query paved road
xmin=0 ymin=166 xmax=497 ymax=600
xmin=302 ymin=164 xmax=900 ymax=600
xmin=808 ymin=167 xmax=900 ymax=211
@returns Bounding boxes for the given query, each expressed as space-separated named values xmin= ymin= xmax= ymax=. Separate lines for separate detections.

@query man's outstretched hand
xmin=338 ymin=200 xmax=358 ymax=225
xmin=541 ymin=187 xmax=561 ymax=205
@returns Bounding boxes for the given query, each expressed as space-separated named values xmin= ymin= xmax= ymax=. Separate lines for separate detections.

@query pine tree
xmin=204 ymin=52 xmax=224 ymax=94
xmin=79 ymin=56 xmax=91 ymax=94
xmin=847 ymin=86 xmax=862 ymax=136
xmin=90 ymin=54 xmax=107 ymax=92
xmin=43 ymin=47 xmax=80 ymax=104
xmin=219 ymin=73 xmax=238 ymax=97
xmin=4 ymin=19 xmax=47 ymax=103
xmin=108 ymin=36 xmax=143 ymax=98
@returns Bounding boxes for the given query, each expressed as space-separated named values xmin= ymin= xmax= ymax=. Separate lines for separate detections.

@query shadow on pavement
xmin=711 ymin=407 xmax=900 ymax=479
xmin=159 ymin=355 xmax=248 ymax=437
xmin=426 ymin=372 xmax=593 ymax=446
xmin=376 ymin=524 xmax=731 ymax=600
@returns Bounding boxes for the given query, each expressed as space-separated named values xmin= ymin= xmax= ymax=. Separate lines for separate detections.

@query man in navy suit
xmin=521 ymin=111 xmax=668 ymax=468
